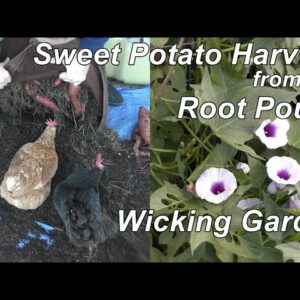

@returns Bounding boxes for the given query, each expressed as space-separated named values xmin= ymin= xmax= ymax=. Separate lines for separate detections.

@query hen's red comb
xmin=45 ymin=119 xmax=58 ymax=127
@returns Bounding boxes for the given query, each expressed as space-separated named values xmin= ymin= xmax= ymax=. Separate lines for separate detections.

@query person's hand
xmin=0 ymin=58 xmax=11 ymax=89
xmin=58 ymin=54 xmax=90 ymax=86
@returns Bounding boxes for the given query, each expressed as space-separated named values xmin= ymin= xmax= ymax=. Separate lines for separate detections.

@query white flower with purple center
xmin=266 ymin=156 xmax=300 ymax=185
xmin=195 ymin=167 xmax=237 ymax=204
xmin=255 ymin=118 xmax=289 ymax=149
xmin=237 ymin=198 xmax=263 ymax=210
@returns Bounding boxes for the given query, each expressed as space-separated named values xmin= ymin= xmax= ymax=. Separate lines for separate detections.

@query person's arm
xmin=36 ymin=37 xmax=90 ymax=86
xmin=0 ymin=57 xmax=11 ymax=89
xmin=58 ymin=53 xmax=90 ymax=86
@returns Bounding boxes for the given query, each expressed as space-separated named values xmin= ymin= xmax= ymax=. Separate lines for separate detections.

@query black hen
xmin=53 ymin=154 xmax=109 ymax=248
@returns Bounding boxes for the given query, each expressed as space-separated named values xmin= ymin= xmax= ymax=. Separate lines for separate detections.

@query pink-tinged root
xmin=54 ymin=78 xmax=63 ymax=87
xmin=68 ymin=84 xmax=83 ymax=117
xmin=36 ymin=95 xmax=59 ymax=112
xmin=95 ymin=153 xmax=104 ymax=170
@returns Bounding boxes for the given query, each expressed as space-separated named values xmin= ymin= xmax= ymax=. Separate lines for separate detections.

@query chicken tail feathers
xmin=53 ymin=183 xmax=118 ymax=248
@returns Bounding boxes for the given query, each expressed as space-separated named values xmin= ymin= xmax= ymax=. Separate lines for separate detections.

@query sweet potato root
xmin=137 ymin=107 xmax=150 ymax=145
xmin=132 ymin=107 xmax=150 ymax=157
xmin=36 ymin=95 xmax=59 ymax=111
xmin=68 ymin=84 xmax=83 ymax=117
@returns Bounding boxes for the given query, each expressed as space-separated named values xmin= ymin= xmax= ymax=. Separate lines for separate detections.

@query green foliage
xmin=193 ymin=60 xmax=297 ymax=159
xmin=188 ymin=142 xmax=237 ymax=181
xmin=150 ymin=37 xmax=300 ymax=262
xmin=151 ymin=38 xmax=169 ymax=48
xmin=247 ymin=155 xmax=267 ymax=189
xmin=288 ymin=119 xmax=300 ymax=149
xmin=276 ymin=242 xmax=300 ymax=262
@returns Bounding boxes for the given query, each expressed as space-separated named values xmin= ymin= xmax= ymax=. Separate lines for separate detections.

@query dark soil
xmin=0 ymin=79 xmax=149 ymax=262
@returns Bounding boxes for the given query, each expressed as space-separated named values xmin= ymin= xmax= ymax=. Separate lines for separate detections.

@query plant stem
xmin=181 ymin=120 xmax=201 ymax=143
xmin=192 ymin=132 xmax=214 ymax=154
xmin=205 ymin=139 xmax=214 ymax=150
xmin=232 ymin=158 xmax=240 ymax=164
xmin=152 ymin=149 xmax=163 ymax=164
xmin=199 ymin=125 xmax=208 ymax=141
xmin=164 ymin=100 xmax=202 ymax=145
xmin=151 ymin=165 xmax=180 ymax=177
xmin=151 ymin=162 xmax=177 ymax=170
xmin=283 ymin=145 xmax=291 ymax=156
xmin=160 ymin=97 xmax=179 ymax=103
xmin=222 ymin=43 xmax=249 ymax=53
xmin=155 ymin=37 xmax=185 ymax=98
xmin=151 ymin=147 xmax=177 ymax=154
xmin=196 ymin=37 xmax=203 ymax=47
xmin=150 ymin=168 xmax=164 ymax=186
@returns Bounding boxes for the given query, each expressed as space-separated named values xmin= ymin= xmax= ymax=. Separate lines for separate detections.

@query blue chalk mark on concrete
xmin=35 ymin=221 xmax=55 ymax=233
xmin=16 ymin=221 xmax=56 ymax=250
xmin=38 ymin=234 xmax=54 ymax=249
xmin=16 ymin=239 xmax=30 ymax=249
xmin=27 ymin=231 xmax=37 ymax=239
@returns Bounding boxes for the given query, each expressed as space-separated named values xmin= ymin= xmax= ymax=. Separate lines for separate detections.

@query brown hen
xmin=0 ymin=119 xmax=58 ymax=210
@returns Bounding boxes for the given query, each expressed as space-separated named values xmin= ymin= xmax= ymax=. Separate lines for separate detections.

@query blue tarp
xmin=80 ymin=38 xmax=109 ymax=53
xmin=106 ymin=84 xmax=150 ymax=140
xmin=79 ymin=38 xmax=150 ymax=140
